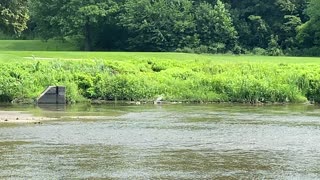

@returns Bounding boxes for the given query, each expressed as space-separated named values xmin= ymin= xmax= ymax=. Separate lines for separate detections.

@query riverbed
xmin=1 ymin=104 xmax=320 ymax=179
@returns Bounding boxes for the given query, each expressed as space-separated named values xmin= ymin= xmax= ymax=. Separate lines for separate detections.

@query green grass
xmin=1 ymin=40 xmax=320 ymax=63
xmin=1 ymin=51 xmax=320 ymax=64
xmin=1 ymin=40 xmax=320 ymax=104
xmin=0 ymin=40 xmax=78 ymax=51
xmin=1 ymin=54 xmax=320 ymax=104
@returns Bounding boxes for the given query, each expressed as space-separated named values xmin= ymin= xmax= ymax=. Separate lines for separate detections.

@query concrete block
xmin=37 ymin=86 xmax=66 ymax=104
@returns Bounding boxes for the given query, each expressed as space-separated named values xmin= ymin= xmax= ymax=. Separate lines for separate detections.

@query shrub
xmin=194 ymin=45 xmax=209 ymax=54
xmin=252 ymin=47 xmax=267 ymax=55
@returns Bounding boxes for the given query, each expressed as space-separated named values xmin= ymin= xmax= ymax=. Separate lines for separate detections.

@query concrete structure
xmin=37 ymin=86 xmax=66 ymax=104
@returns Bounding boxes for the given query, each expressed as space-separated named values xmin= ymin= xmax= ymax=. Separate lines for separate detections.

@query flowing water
xmin=1 ymin=104 xmax=320 ymax=179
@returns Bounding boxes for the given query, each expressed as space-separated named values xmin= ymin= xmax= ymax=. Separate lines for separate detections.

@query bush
xmin=301 ymin=47 xmax=320 ymax=57
xmin=194 ymin=45 xmax=209 ymax=54
xmin=233 ymin=45 xmax=242 ymax=54
xmin=267 ymin=47 xmax=283 ymax=56
xmin=175 ymin=47 xmax=194 ymax=53
xmin=252 ymin=47 xmax=267 ymax=55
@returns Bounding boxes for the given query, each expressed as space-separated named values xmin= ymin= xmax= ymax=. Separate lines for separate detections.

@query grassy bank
xmin=1 ymin=51 xmax=320 ymax=104
xmin=0 ymin=40 xmax=78 ymax=51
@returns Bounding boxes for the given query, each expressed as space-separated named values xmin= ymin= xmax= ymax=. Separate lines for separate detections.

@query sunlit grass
xmin=0 ymin=57 xmax=320 ymax=103
xmin=1 ymin=40 xmax=320 ymax=63
xmin=1 ymin=40 xmax=320 ymax=104
xmin=1 ymin=51 xmax=320 ymax=64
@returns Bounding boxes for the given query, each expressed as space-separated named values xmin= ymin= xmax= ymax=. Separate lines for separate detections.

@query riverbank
xmin=0 ymin=111 xmax=56 ymax=123
xmin=1 ymin=52 xmax=320 ymax=104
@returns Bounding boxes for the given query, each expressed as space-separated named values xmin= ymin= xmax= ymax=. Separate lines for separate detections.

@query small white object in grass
xmin=154 ymin=95 xmax=163 ymax=104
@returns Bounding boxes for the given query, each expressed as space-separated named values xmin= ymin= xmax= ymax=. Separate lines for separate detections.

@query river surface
xmin=1 ymin=103 xmax=320 ymax=179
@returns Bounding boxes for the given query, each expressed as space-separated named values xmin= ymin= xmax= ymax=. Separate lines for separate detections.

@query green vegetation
xmin=0 ymin=0 xmax=29 ymax=34
xmin=1 ymin=50 xmax=320 ymax=104
xmin=2 ymin=50 xmax=320 ymax=63
xmin=1 ymin=0 xmax=319 ymax=56
xmin=0 ymin=40 xmax=78 ymax=51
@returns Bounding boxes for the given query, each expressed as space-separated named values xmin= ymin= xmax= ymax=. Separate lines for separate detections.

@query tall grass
xmin=1 ymin=58 xmax=320 ymax=104
xmin=1 ymin=39 xmax=320 ymax=104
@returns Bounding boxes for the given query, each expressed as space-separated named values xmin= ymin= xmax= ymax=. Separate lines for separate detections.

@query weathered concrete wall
xmin=37 ymin=86 xmax=66 ymax=104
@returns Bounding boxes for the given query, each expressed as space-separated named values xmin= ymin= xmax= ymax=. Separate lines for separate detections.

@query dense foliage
xmin=0 ymin=0 xmax=29 ymax=34
xmin=1 ymin=57 xmax=320 ymax=103
xmin=1 ymin=0 xmax=320 ymax=56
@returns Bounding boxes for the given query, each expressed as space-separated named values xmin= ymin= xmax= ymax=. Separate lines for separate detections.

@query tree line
xmin=1 ymin=0 xmax=320 ymax=56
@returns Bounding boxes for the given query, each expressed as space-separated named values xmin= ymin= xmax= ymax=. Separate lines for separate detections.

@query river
xmin=1 ymin=104 xmax=320 ymax=179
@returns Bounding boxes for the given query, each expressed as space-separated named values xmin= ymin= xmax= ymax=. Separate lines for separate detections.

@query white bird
xmin=154 ymin=96 xmax=163 ymax=104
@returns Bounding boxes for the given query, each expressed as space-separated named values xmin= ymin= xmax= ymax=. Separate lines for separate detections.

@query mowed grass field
xmin=2 ymin=51 xmax=320 ymax=64
xmin=1 ymin=40 xmax=320 ymax=104
xmin=1 ymin=40 xmax=320 ymax=63
xmin=0 ymin=40 xmax=78 ymax=51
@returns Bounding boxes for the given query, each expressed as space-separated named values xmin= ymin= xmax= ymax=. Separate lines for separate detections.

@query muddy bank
xmin=0 ymin=111 xmax=56 ymax=123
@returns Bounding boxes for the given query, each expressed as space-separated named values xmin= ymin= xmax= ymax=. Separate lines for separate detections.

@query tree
xmin=119 ymin=0 xmax=198 ymax=51
xmin=297 ymin=0 xmax=320 ymax=48
xmin=267 ymin=34 xmax=283 ymax=55
xmin=24 ymin=0 xmax=317 ymax=55
xmin=31 ymin=0 xmax=119 ymax=50
xmin=229 ymin=0 xmax=307 ymax=50
xmin=281 ymin=15 xmax=302 ymax=49
xmin=0 ymin=0 xmax=29 ymax=34
xmin=305 ymin=0 xmax=320 ymax=18
xmin=195 ymin=0 xmax=237 ymax=52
